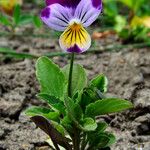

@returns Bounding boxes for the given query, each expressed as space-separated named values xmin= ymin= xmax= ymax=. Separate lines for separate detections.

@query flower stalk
xmin=68 ymin=53 xmax=75 ymax=98
xmin=67 ymin=52 xmax=80 ymax=150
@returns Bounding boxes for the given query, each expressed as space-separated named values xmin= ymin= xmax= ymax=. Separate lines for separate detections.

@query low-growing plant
xmin=102 ymin=0 xmax=150 ymax=43
xmin=25 ymin=0 xmax=133 ymax=149
xmin=0 ymin=3 xmax=42 ymax=33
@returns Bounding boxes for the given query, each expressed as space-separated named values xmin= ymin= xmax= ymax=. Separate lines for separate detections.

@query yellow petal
xmin=0 ymin=0 xmax=22 ymax=15
xmin=131 ymin=16 xmax=150 ymax=28
xmin=59 ymin=22 xmax=91 ymax=53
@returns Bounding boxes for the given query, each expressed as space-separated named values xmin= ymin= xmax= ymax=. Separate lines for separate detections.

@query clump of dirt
xmin=0 ymin=29 xmax=150 ymax=150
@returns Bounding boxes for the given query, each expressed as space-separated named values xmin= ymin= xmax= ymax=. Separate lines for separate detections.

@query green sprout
xmin=0 ymin=4 xmax=42 ymax=33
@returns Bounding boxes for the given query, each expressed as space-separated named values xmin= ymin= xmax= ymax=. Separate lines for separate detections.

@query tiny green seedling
xmin=0 ymin=4 xmax=42 ymax=33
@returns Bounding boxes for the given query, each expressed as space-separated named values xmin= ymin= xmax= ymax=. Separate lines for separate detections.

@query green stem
xmin=68 ymin=53 xmax=75 ymax=98
xmin=67 ymin=53 xmax=80 ymax=150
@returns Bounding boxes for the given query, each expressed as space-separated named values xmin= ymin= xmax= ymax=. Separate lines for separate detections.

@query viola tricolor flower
xmin=41 ymin=0 xmax=102 ymax=53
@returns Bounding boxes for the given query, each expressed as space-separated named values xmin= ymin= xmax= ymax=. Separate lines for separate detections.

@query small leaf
xmin=114 ymin=15 xmax=127 ymax=32
xmin=88 ymin=132 xmax=116 ymax=149
xmin=18 ymin=14 xmax=33 ymax=26
xmin=25 ymin=106 xmax=59 ymax=121
xmin=31 ymin=116 xmax=72 ymax=150
xmin=86 ymin=98 xmax=133 ymax=117
xmin=103 ymin=0 xmax=118 ymax=17
xmin=38 ymin=93 xmax=66 ymax=115
xmin=52 ymin=121 xmax=66 ymax=136
xmin=81 ymin=117 xmax=97 ymax=131
xmin=33 ymin=15 xmax=42 ymax=28
xmin=13 ymin=4 xmax=21 ymax=25
xmin=62 ymin=64 xmax=87 ymax=97
xmin=36 ymin=56 xmax=67 ymax=100
xmin=38 ymin=93 xmax=60 ymax=104
xmin=90 ymin=74 xmax=108 ymax=93
xmin=80 ymin=88 xmax=98 ymax=112
xmin=61 ymin=115 xmax=73 ymax=134
xmin=65 ymin=97 xmax=83 ymax=125
xmin=0 ymin=14 xmax=11 ymax=26
xmin=96 ymin=122 xmax=108 ymax=132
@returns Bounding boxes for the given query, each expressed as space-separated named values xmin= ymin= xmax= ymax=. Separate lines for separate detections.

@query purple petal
xmin=74 ymin=0 xmax=102 ymax=27
xmin=92 ymin=0 xmax=102 ymax=9
xmin=46 ymin=0 xmax=81 ymax=8
xmin=67 ymin=44 xmax=82 ymax=53
xmin=41 ymin=4 xmax=72 ymax=31
xmin=41 ymin=7 xmax=50 ymax=18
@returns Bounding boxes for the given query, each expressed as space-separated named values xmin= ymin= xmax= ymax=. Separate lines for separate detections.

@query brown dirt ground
xmin=0 ymin=25 xmax=150 ymax=150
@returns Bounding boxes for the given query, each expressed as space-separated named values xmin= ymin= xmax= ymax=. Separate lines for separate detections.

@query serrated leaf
xmin=65 ymin=97 xmax=83 ymax=122
xmin=86 ymin=98 xmax=133 ymax=117
xmin=90 ymin=74 xmax=108 ymax=93
xmin=62 ymin=64 xmax=87 ymax=97
xmin=38 ymin=93 xmax=60 ymax=104
xmin=37 ymin=93 xmax=66 ymax=115
xmin=36 ymin=56 xmax=67 ymax=100
xmin=80 ymin=88 xmax=99 ymax=112
xmin=25 ymin=106 xmax=59 ymax=121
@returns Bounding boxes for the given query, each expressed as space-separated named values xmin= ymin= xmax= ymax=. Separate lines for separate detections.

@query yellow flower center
xmin=59 ymin=21 xmax=91 ymax=52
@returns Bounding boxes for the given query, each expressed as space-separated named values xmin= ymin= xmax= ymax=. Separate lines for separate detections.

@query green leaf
xmin=61 ymin=115 xmax=73 ymax=134
xmin=25 ymin=106 xmax=59 ymax=121
xmin=104 ymin=0 xmax=118 ymax=17
xmin=79 ymin=87 xmax=105 ymax=113
xmin=65 ymin=97 xmax=83 ymax=124
xmin=119 ymin=0 xmax=145 ymax=13
xmin=88 ymin=132 xmax=116 ymax=149
xmin=37 ymin=93 xmax=66 ymax=115
xmin=38 ymin=93 xmax=60 ymax=104
xmin=13 ymin=5 xmax=21 ymax=25
xmin=36 ymin=56 xmax=67 ymax=100
xmin=33 ymin=16 xmax=42 ymax=28
xmin=81 ymin=118 xmax=97 ymax=131
xmin=18 ymin=14 xmax=33 ymax=26
xmin=51 ymin=121 xmax=66 ymax=136
xmin=90 ymin=74 xmax=108 ymax=93
xmin=114 ymin=15 xmax=127 ymax=33
xmin=96 ymin=122 xmax=108 ymax=132
xmin=62 ymin=64 xmax=87 ymax=97
xmin=0 ymin=14 xmax=11 ymax=26
xmin=31 ymin=116 xmax=72 ymax=150
xmin=119 ymin=0 xmax=133 ymax=8
xmin=86 ymin=98 xmax=133 ymax=117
